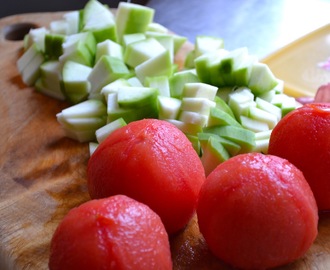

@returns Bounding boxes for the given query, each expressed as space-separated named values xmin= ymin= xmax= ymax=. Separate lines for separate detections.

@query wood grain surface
xmin=0 ymin=11 xmax=330 ymax=270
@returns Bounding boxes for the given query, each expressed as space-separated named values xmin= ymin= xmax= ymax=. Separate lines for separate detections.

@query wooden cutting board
xmin=1 ymin=11 xmax=330 ymax=270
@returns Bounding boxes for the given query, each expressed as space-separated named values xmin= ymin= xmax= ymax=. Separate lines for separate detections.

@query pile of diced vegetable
xmin=16 ymin=0 xmax=298 ymax=170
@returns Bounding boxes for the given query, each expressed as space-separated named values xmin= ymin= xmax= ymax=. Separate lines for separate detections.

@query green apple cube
xmin=17 ymin=43 xmax=44 ymax=86
xmin=179 ymin=110 xmax=208 ymax=127
xmin=166 ymin=119 xmax=203 ymax=135
xmin=60 ymin=99 xmax=106 ymax=118
xmin=184 ymin=50 xmax=196 ymax=69
xmin=124 ymin=37 xmax=166 ymax=68
xmin=122 ymin=33 xmax=146 ymax=47
xmin=207 ymin=107 xmax=242 ymax=128
xmin=195 ymin=35 xmax=224 ymax=57
xmin=115 ymin=2 xmax=154 ymax=42
xmin=170 ymin=70 xmax=200 ymax=98
xmin=157 ymin=96 xmax=182 ymax=119
xmin=135 ymin=50 xmax=173 ymax=83
xmin=200 ymin=135 xmax=229 ymax=176
xmin=248 ymin=62 xmax=278 ymax=96
xmin=145 ymin=75 xmax=170 ymax=97
xmin=255 ymin=97 xmax=282 ymax=121
xmin=62 ymin=61 xmax=92 ymax=104
xmin=44 ymin=33 xmax=66 ymax=59
xmin=82 ymin=0 xmax=117 ymax=43
xmin=204 ymin=125 xmax=256 ymax=153
xmin=117 ymin=86 xmax=158 ymax=108
xmin=186 ymin=134 xmax=201 ymax=155
xmin=182 ymin=82 xmax=217 ymax=100
xmin=95 ymin=117 xmax=127 ymax=143
xmin=62 ymin=32 xmax=96 ymax=56
xmin=101 ymin=78 xmax=131 ymax=100
xmin=88 ymin=55 xmax=130 ymax=99
xmin=240 ymin=115 xmax=269 ymax=133
xmin=150 ymin=35 xmax=174 ymax=62
xmin=181 ymin=97 xmax=216 ymax=115
xmin=272 ymin=79 xmax=284 ymax=94
xmin=95 ymin=39 xmax=123 ymax=63
xmin=249 ymin=106 xmax=278 ymax=129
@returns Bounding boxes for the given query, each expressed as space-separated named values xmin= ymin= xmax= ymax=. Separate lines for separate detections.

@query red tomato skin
xmin=197 ymin=153 xmax=318 ymax=269
xmin=87 ymin=119 xmax=205 ymax=234
xmin=49 ymin=195 xmax=172 ymax=270
xmin=268 ymin=103 xmax=330 ymax=211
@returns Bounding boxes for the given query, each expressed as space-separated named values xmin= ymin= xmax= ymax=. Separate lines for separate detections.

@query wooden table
xmin=1 ymin=11 xmax=330 ymax=270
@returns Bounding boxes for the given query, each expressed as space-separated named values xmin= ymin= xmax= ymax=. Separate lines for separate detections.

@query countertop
xmin=1 ymin=0 xmax=330 ymax=58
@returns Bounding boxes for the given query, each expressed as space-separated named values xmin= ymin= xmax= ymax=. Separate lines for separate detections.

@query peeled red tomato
xmin=197 ymin=153 xmax=318 ymax=269
xmin=49 ymin=195 xmax=172 ymax=270
xmin=87 ymin=119 xmax=205 ymax=234
xmin=268 ymin=103 xmax=330 ymax=211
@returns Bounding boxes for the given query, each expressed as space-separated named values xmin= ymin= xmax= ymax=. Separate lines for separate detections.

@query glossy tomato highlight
xmin=197 ymin=153 xmax=318 ymax=269
xmin=268 ymin=103 xmax=330 ymax=211
xmin=87 ymin=119 xmax=206 ymax=234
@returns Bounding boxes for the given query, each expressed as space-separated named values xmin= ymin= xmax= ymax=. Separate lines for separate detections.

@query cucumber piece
xmin=82 ymin=0 xmax=117 ymax=43
xmin=24 ymin=27 xmax=49 ymax=51
xmin=182 ymin=82 xmax=217 ymax=100
xmin=61 ymin=99 xmax=106 ymax=118
xmin=44 ymin=33 xmax=66 ymax=59
xmin=204 ymin=125 xmax=256 ymax=153
xmin=145 ymin=75 xmax=170 ymax=97
xmin=122 ymin=33 xmax=146 ymax=47
xmin=181 ymin=97 xmax=216 ymax=115
xmin=88 ymin=55 xmax=130 ymax=99
xmin=179 ymin=110 xmax=209 ymax=127
xmin=89 ymin=142 xmax=99 ymax=156
xmin=135 ymin=50 xmax=173 ymax=83
xmin=57 ymin=99 xmax=107 ymax=142
xmin=170 ymin=70 xmax=200 ymax=99
xmin=95 ymin=39 xmax=123 ymax=63
xmin=195 ymin=35 xmax=224 ymax=57
xmin=248 ymin=62 xmax=278 ymax=96
xmin=240 ymin=115 xmax=269 ymax=133
xmin=255 ymin=97 xmax=282 ymax=121
xmin=117 ymin=86 xmax=158 ymax=108
xmin=249 ymin=106 xmax=278 ymax=129
xmin=124 ymin=37 xmax=166 ymax=68
xmin=101 ymin=78 xmax=131 ymax=100
xmin=186 ymin=134 xmax=201 ymax=156
xmin=62 ymin=61 xmax=92 ymax=104
xmin=36 ymin=60 xmax=64 ymax=100
xmin=157 ymin=96 xmax=181 ymax=119
xmin=95 ymin=117 xmax=127 ymax=143
xmin=271 ymin=94 xmax=297 ymax=117
xmin=116 ymin=2 xmax=154 ymax=42
xmin=214 ymin=95 xmax=236 ymax=118
xmin=228 ymin=87 xmax=255 ymax=120
xmin=166 ymin=119 xmax=203 ymax=136
xmin=17 ymin=43 xmax=44 ymax=86
xmin=200 ymin=135 xmax=230 ymax=176
xmin=207 ymin=107 xmax=241 ymax=128
xmin=59 ymin=32 xmax=96 ymax=67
